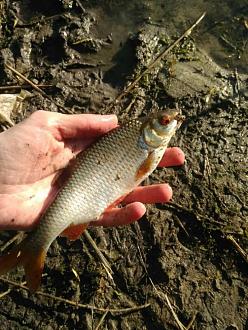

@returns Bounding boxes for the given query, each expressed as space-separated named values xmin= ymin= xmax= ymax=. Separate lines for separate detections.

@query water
xmin=88 ymin=0 xmax=248 ymax=74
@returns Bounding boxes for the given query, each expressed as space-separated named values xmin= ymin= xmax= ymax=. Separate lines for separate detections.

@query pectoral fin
xmin=136 ymin=152 xmax=156 ymax=181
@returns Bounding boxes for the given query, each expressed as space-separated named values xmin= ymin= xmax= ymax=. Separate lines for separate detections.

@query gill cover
xmin=141 ymin=109 xmax=182 ymax=148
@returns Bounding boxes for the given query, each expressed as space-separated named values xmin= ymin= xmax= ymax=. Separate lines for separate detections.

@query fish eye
xmin=159 ymin=115 xmax=171 ymax=126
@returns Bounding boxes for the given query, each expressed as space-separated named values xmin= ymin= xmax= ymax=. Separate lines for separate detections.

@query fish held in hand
xmin=0 ymin=109 xmax=184 ymax=292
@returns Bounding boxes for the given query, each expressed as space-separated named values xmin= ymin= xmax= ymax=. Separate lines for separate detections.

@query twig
xmin=84 ymin=230 xmax=114 ymax=280
xmin=233 ymin=68 xmax=241 ymax=107
xmin=4 ymin=63 xmax=72 ymax=114
xmin=0 ymin=287 xmax=11 ymax=299
xmin=5 ymin=63 xmax=48 ymax=97
xmin=94 ymin=310 xmax=109 ymax=330
xmin=0 ymin=84 xmax=53 ymax=91
xmin=226 ymin=235 xmax=248 ymax=264
xmin=114 ymin=12 xmax=206 ymax=103
xmin=134 ymin=231 xmax=187 ymax=330
xmin=0 ymin=277 xmax=150 ymax=314
xmin=73 ymin=38 xmax=93 ymax=45
xmin=219 ymin=35 xmax=236 ymax=51
xmin=185 ymin=313 xmax=197 ymax=330
xmin=165 ymin=294 xmax=187 ymax=330
xmin=174 ymin=217 xmax=189 ymax=237
xmin=0 ymin=280 xmax=26 ymax=299
xmin=0 ymin=275 xmax=45 ymax=299
xmin=0 ymin=232 xmax=24 ymax=253
xmin=75 ymin=0 xmax=86 ymax=13
xmin=202 ymin=141 xmax=212 ymax=186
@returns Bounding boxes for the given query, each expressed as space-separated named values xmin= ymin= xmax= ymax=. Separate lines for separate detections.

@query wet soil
xmin=0 ymin=1 xmax=247 ymax=329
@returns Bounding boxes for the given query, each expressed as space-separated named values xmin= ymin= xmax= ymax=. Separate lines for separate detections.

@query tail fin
xmin=0 ymin=240 xmax=46 ymax=292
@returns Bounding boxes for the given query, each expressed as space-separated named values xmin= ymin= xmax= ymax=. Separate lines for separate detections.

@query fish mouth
xmin=175 ymin=113 xmax=185 ymax=128
xmin=164 ymin=110 xmax=184 ymax=128
xmin=159 ymin=109 xmax=185 ymax=128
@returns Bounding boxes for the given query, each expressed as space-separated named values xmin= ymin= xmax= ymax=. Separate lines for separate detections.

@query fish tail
xmin=0 ymin=240 xmax=47 ymax=292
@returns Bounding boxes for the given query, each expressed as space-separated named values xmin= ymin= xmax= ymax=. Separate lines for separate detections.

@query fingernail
xmin=99 ymin=115 xmax=117 ymax=122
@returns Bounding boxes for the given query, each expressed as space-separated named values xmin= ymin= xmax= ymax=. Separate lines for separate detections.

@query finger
xmin=29 ymin=111 xmax=118 ymax=140
xmin=64 ymin=137 xmax=98 ymax=155
xmin=123 ymin=183 xmax=172 ymax=204
xmin=91 ymin=202 xmax=146 ymax=227
xmin=158 ymin=147 xmax=185 ymax=167
xmin=54 ymin=113 xmax=118 ymax=140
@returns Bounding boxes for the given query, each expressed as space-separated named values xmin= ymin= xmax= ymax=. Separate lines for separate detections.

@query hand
xmin=0 ymin=111 xmax=184 ymax=231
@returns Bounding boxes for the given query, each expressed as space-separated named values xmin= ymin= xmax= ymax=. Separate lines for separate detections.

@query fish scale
xmin=0 ymin=110 xmax=183 ymax=292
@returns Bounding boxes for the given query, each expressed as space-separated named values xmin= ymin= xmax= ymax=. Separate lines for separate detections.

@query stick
xmin=0 ymin=277 xmax=150 ymax=314
xmin=186 ymin=313 xmax=197 ymax=330
xmin=75 ymin=0 xmax=86 ymax=13
xmin=0 ymin=84 xmax=53 ymax=91
xmin=0 ymin=233 xmax=24 ymax=253
xmin=115 ymin=12 xmax=206 ymax=103
xmin=94 ymin=310 xmax=109 ymax=330
xmin=5 ymin=64 xmax=48 ymax=97
xmin=5 ymin=63 xmax=73 ymax=114
xmin=84 ymin=230 xmax=114 ymax=280
xmin=226 ymin=235 xmax=248 ymax=264
xmin=165 ymin=294 xmax=187 ymax=330
xmin=135 ymin=237 xmax=187 ymax=330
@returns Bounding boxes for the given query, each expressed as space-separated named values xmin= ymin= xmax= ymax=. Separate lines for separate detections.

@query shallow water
xmin=89 ymin=0 xmax=248 ymax=73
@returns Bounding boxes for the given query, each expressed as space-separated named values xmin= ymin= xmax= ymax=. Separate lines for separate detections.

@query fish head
xmin=141 ymin=109 xmax=184 ymax=149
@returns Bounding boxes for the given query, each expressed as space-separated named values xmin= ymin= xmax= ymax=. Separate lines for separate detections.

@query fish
xmin=0 ymin=109 xmax=184 ymax=292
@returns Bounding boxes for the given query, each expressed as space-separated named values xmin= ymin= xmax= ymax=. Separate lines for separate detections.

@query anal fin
xmin=61 ymin=223 xmax=89 ymax=240
xmin=103 ymin=194 xmax=128 ymax=213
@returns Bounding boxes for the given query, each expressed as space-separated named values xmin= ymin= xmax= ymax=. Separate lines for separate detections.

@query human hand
xmin=0 ymin=111 xmax=184 ymax=231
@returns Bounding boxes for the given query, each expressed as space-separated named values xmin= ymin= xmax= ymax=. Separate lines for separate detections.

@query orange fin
xmin=104 ymin=194 xmax=128 ymax=213
xmin=24 ymin=249 xmax=46 ymax=293
xmin=0 ymin=241 xmax=46 ymax=293
xmin=61 ymin=223 xmax=88 ymax=240
xmin=136 ymin=152 xmax=155 ymax=181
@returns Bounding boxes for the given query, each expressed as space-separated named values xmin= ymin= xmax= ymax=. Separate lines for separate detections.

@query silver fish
xmin=0 ymin=109 xmax=184 ymax=291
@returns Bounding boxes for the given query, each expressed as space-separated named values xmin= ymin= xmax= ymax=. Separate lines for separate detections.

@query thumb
xmin=54 ymin=113 xmax=118 ymax=140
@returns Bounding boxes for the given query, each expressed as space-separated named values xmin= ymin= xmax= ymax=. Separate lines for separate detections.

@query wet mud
xmin=0 ymin=1 xmax=247 ymax=329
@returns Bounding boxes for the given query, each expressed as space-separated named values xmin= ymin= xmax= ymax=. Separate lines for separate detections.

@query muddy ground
xmin=0 ymin=1 xmax=247 ymax=329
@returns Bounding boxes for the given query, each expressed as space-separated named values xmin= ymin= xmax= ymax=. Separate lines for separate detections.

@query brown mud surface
xmin=0 ymin=1 xmax=247 ymax=329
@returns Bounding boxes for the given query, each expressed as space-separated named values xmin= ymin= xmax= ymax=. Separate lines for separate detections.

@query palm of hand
xmin=0 ymin=111 xmax=90 ymax=229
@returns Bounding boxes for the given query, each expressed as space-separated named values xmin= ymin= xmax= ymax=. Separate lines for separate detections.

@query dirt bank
xmin=0 ymin=1 xmax=247 ymax=329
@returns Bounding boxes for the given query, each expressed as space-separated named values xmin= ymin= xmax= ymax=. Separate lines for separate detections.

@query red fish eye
xmin=160 ymin=116 xmax=170 ymax=126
